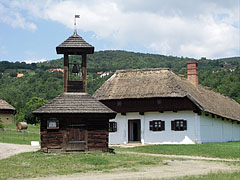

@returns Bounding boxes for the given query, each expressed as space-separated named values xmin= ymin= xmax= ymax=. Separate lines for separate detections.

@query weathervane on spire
xmin=74 ymin=15 xmax=80 ymax=35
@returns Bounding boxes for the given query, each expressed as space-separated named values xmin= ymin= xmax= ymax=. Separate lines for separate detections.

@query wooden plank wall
xmin=40 ymin=118 xmax=65 ymax=152
xmin=87 ymin=119 xmax=109 ymax=152
xmin=40 ymin=115 xmax=109 ymax=152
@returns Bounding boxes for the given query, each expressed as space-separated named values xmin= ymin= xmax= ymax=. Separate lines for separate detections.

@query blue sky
xmin=0 ymin=0 xmax=239 ymax=63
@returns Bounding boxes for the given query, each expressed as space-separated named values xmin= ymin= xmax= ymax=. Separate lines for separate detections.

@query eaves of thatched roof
xmin=93 ymin=68 xmax=240 ymax=121
xmin=33 ymin=93 xmax=116 ymax=115
xmin=0 ymin=99 xmax=15 ymax=112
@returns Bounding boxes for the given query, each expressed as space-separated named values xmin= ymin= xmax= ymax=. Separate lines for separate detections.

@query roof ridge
xmin=116 ymin=68 xmax=170 ymax=73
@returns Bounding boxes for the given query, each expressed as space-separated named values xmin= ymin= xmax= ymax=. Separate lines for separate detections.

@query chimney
xmin=187 ymin=61 xmax=198 ymax=87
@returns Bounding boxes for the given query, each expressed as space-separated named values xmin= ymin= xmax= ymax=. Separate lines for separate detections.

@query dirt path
xmin=0 ymin=142 xmax=39 ymax=160
xmin=119 ymin=151 xmax=240 ymax=162
xmin=19 ymin=159 xmax=238 ymax=180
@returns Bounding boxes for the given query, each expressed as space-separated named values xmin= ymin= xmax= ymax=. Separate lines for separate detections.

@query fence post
xmin=23 ymin=130 xmax=26 ymax=141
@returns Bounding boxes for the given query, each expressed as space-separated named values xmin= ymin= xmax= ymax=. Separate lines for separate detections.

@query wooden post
xmin=23 ymin=130 xmax=26 ymax=141
xmin=82 ymin=54 xmax=87 ymax=92
xmin=64 ymin=54 xmax=69 ymax=92
xmin=1 ymin=128 xmax=4 ymax=141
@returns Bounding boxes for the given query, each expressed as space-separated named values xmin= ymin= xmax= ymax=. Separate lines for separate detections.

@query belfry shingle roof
xmin=33 ymin=93 xmax=115 ymax=114
xmin=56 ymin=32 xmax=94 ymax=55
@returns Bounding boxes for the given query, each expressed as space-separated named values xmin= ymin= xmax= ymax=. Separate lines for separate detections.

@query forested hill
xmin=38 ymin=50 xmax=240 ymax=74
xmin=0 ymin=50 xmax=239 ymax=121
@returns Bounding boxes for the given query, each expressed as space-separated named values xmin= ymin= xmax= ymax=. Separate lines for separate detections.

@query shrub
xmin=0 ymin=118 xmax=4 ymax=128
xmin=14 ymin=112 xmax=26 ymax=124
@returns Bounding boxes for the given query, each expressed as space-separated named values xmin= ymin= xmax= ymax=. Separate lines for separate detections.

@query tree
xmin=9 ymin=71 xmax=17 ymax=77
xmin=24 ymin=97 xmax=48 ymax=124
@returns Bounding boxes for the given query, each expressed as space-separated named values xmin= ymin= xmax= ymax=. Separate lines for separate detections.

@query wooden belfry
xmin=33 ymin=17 xmax=116 ymax=153
xmin=56 ymin=31 xmax=94 ymax=93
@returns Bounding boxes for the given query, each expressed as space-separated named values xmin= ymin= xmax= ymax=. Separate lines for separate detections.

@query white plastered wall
xmin=200 ymin=114 xmax=240 ymax=143
xmin=0 ymin=113 xmax=14 ymax=124
xmin=109 ymin=111 xmax=201 ymax=145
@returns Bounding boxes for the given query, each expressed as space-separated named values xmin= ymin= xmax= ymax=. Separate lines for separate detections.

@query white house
xmin=93 ymin=62 xmax=240 ymax=144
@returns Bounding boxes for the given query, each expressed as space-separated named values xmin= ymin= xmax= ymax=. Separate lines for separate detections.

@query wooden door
xmin=66 ymin=126 xmax=86 ymax=151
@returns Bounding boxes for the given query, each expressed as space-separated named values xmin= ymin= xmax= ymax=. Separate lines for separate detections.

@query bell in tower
xmin=72 ymin=63 xmax=79 ymax=74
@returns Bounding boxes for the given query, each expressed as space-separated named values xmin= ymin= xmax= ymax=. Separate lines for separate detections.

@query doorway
xmin=66 ymin=124 xmax=86 ymax=151
xmin=128 ymin=119 xmax=141 ymax=142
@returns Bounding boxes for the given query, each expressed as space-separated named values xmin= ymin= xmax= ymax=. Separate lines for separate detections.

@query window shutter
xmin=149 ymin=121 xmax=154 ymax=131
xmin=109 ymin=122 xmax=112 ymax=132
xmin=183 ymin=120 xmax=187 ymax=130
xmin=171 ymin=121 xmax=175 ymax=131
xmin=113 ymin=122 xmax=117 ymax=132
xmin=161 ymin=121 xmax=165 ymax=131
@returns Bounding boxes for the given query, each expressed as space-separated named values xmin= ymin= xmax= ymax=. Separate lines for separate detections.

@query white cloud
xmin=1 ymin=0 xmax=239 ymax=58
xmin=0 ymin=2 xmax=37 ymax=31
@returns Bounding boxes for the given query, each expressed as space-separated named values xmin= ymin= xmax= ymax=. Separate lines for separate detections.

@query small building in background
xmin=49 ymin=68 xmax=64 ymax=73
xmin=17 ymin=73 xmax=24 ymax=78
xmin=100 ymin=71 xmax=112 ymax=78
xmin=0 ymin=99 xmax=16 ymax=124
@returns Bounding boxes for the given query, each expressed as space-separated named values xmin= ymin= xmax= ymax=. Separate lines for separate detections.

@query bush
xmin=24 ymin=97 xmax=48 ymax=124
xmin=0 ymin=118 xmax=4 ymax=128
xmin=14 ymin=112 xmax=26 ymax=124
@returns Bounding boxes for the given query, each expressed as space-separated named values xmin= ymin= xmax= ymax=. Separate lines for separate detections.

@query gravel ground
xmin=0 ymin=142 xmax=39 ymax=160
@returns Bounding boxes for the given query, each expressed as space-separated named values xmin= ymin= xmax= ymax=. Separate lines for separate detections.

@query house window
xmin=109 ymin=122 xmax=117 ymax=132
xmin=47 ymin=119 xmax=59 ymax=129
xmin=117 ymin=101 xmax=122 ymax=107
xmin=149 ymin=120 xmax=165 ymax=131
xmin=171 ymin=120 xmax=187 ymax=131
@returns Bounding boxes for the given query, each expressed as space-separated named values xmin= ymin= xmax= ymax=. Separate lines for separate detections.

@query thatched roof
xmin=33 ymin=93 xmax=115 ymax=114
xmin=0 ymin=99 xmax=15 ymax=111
xmin=56 ymin=32 xmax=94 ymax=55
xmin=93 ymin=68 xmax=240 ymax=121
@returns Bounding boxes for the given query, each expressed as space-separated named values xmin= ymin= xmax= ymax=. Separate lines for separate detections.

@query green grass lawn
xmin=113 ymin=142 xmax=240 ymax=159
xmin=0 ymin=151 xmax=164 ymax=180
xmin=0 ymin=124 xmax=40 ymax=145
